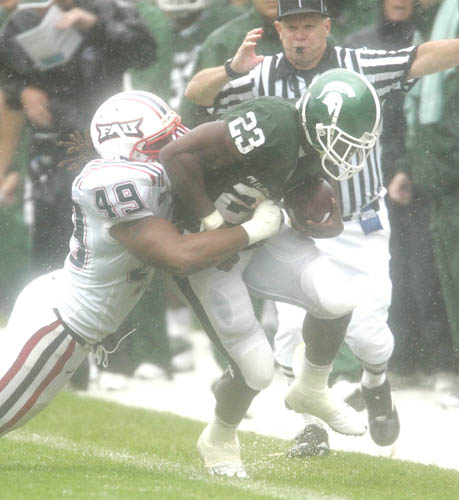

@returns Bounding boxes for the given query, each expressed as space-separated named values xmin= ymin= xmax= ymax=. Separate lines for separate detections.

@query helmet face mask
xmin=131 ymin=116 xmax=182 ymax=162
xmin=315 ymin=122 xmax=378 ymax=181
xmin=297 ymin=68 xmax=381 ymax=181
xmin=90 ymin=91 xmax=186 ymax=163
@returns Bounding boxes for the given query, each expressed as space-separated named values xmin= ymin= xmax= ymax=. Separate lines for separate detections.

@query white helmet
xmin=90 ymin=90 xmax=186 ymax=162
xmin=157 ymin=0 xmax=208 ymax=12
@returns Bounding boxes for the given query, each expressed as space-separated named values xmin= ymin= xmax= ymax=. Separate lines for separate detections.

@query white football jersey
xmin=58 ymin=158 xmax=174 ymax=344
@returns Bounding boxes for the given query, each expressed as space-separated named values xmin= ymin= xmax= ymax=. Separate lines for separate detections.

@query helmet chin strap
xmin=321 ymin=152 xmax=363 ymax=182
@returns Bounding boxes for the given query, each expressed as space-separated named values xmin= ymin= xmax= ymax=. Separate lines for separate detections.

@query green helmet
xmin=297 ymin=68 xmax=381 ymax=181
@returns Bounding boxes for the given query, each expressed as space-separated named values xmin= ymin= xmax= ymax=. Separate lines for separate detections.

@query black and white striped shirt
xmin=210 ymin=43 xmax=418 ymax=219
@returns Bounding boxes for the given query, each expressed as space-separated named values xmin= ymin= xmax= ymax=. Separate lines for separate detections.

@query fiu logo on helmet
xmin=317 ymin=82 xmax=356 ymax=124
xmin=96 ymin=118 xmax=144 ymax=143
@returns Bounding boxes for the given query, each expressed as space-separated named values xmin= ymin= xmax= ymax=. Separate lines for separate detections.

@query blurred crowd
xmin=0 ymin=0 xmax=457 ymax=404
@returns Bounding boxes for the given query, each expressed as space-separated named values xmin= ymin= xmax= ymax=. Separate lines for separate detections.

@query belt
xmin=53 ymin=308 xmax=87 ymax=346
xmin=342 ymin=198 xmax=380 ymax=222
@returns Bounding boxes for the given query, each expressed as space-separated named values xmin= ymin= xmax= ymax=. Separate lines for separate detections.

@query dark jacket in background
xmin=0 ymin=0 xmax=158 ymax=277
xmin=0 ymin=0 xmax=157 ymax=130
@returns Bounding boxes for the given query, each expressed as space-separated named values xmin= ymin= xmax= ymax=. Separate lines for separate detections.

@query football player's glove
xmin=241 ymin=199 xmax=281 ymax=245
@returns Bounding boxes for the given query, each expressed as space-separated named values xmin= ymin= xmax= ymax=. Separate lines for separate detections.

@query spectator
xmin=0 ymin=0 xmax=17 ymax=22
xmin=0 ymin=0 xmax=158 ymax=389
xmin=0 ymin=0 xmax=30 ymax=319
xmin=126 ymin=0 xmax=243 ymax=120
xmin=327 ymin=0 xmax=378 ymax=43
xmin=389 ymin=0 xmax=459 ymax=385
xmin=0 ymin=0 xmax=22 ymax=208
xmin=0 ymin=0 xmax=157 ymax=276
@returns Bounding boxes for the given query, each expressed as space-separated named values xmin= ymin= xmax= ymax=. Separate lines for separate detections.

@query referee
xmin=185 ymin=0 xmax=423 ymax=453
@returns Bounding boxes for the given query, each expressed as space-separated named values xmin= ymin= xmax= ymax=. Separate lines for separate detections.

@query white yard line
xmin=85 ymin=331 xmax=459 ymax=472
xmin=2 ymin=326 xmax=458 ymax=472
xmin=6 ymin=432 xmax=351 ymax=500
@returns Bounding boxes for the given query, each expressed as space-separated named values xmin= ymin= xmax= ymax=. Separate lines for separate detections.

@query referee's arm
xmin=409 ymin=38 xmax=459 ymax=78
xmin=185 ymin=66 xmax=231 ymax=106
xmin=185 ymin=28 xmax=265 ymax=106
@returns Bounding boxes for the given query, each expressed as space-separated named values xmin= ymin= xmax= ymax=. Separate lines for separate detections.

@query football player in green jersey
xmin=160 ymin=68 xmax=381 ymax=478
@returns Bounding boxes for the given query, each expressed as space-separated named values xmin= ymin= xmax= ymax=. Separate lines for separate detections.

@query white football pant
xmin=274 ymin=200 xmax=394 ymax=372
xmin=0 ymin=272 xmax=92 ymax=437
xmin=173 ymin=223 xmax=357 ymax=392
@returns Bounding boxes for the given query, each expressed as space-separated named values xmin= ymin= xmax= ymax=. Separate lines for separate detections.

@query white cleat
xmin=285 ymin=381 xmax=367 ymax=436
xmin=197 ymin=424 xmax=248 ymax=479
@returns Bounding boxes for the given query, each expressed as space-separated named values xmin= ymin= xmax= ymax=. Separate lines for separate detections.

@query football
xmin=284 ymin=176 xmax=335 ymax=225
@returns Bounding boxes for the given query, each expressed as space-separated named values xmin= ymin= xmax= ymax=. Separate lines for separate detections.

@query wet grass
xmin=1 ymin=392 xmax=458 ymax=500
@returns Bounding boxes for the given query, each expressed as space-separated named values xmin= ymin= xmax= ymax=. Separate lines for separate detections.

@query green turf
xmin=1 ymin=392 xmax=458 ymax=500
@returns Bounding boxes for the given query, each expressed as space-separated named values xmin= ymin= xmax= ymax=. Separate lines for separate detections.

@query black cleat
xmin=362 ymin=379 xmax=400 ymax=446
xmin=344 ymin=386 xmax=366 ymax=413
xmin=287 ymin=423 xmax=330 ymax=458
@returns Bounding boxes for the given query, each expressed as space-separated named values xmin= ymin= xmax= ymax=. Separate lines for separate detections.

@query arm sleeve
xmin=350 ymin=45 xmax=419 ymax=99
xmin=0 ymin=10 xmax=38 ymax=108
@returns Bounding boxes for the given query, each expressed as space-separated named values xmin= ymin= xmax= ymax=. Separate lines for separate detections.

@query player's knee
xmin=237 ymin=341 xmax=275 ymax=391
xmin=205 ymin=293 xmax=256 ymax=339
xmin=348 ymin=325 xmax=394 ymax=366
xmin=302 ymin=257 xmax=357 ymax=318
xmin=316 ymin=292 xmax=356 ymax=318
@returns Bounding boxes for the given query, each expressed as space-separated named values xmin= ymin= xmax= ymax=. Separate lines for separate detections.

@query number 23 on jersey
xmin=228 ymin=111 xmax=266 ymax=154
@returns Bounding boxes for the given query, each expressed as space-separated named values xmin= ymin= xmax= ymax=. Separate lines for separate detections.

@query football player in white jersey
xmin=0 ymin=90 xmax=281 ymax=437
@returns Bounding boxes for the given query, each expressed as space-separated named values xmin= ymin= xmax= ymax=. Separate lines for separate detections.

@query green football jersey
xmin=211 ymin=96 xmax=321 ymax=200
xmin=177 ymin=97 xmax=322 ymax=231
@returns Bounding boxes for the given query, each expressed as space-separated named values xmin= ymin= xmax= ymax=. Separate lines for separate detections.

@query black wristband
xmin=224 ymin=58 xmax=247 ymax=79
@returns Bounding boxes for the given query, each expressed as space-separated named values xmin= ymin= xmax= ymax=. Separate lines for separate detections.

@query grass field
xmin=1 ymin=391 xmax=458 ymax=500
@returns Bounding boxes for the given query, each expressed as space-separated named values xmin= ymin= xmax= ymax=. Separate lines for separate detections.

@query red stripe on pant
xmin=0 ymin=337 xmax=76 ymax=435
xmin=0 ymin=320 xmax=61 ymax=392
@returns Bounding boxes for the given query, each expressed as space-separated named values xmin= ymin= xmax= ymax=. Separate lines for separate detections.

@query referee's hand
xmin=231 ymin=28 xmax=265 ymax=74
xmin=0 ymin=171 xmax=19 ymax=206
xmin=388 ymin=172 xmax=412 ymax=206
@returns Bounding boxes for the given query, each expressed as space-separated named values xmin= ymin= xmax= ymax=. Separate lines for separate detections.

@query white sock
xmin=208 ymin=415 xmax=238 ymax=442
xmin=299 ymin=357 xmax=333 ymax=391
xmin=361 ymin=368 xmax=386 ymax=389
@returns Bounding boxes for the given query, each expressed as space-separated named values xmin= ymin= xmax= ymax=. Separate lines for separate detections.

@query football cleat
xmin=331 ymin=379 xmax=366 ymax=412
xmin=287 ymin=423 xmax=330 ymax=458
xmin=362 ymin=379 xmax=400 ymax=446
xmin=285 ymin=380 xmax=367 ymax=435
xmin=197 ymin=424 xmax=248 ymax=479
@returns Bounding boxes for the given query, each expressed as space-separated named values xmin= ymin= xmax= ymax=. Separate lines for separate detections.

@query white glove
xmin=200 ymin=209 xmax=225 ymax=231
xmin=241 ymin=199 xmax=281 ymax=245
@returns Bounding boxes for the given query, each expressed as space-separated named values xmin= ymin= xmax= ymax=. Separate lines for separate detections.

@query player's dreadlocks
xmin=59 ymin=130 xmax=97 ymax=172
